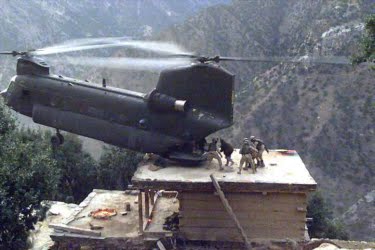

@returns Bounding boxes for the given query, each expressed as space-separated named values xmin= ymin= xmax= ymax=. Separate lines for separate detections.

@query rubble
xmin=163 ymin=212 xmax=179 ymax=231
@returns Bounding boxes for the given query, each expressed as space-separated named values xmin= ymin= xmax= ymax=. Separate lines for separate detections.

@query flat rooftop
xmin=132 ymin=150 xmax=317 ymax=193
xmin=49 ymin=189 xmax=177 ymax=247
xmin=52 ymin=190 xmax=140 ymax=239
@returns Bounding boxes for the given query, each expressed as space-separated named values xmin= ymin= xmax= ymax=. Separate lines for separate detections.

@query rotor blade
xmin=45 ymin=37 xmax=128 ymax=48
xmin=0 ymin=51 xmax=16 ymax=55
xmin=31 ymin=39 xmax=190 ymax=56
xmin=165 ymin=53 xmax=199 ymax=58
xmin=218 ymin=56 xmax=351 ymax=65
xmin=51 ymin=56 xmax=193 ymax=71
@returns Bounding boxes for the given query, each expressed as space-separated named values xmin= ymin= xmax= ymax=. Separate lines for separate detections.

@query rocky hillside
xmin=155 ymin=0 xmax=374 ymax=240
xmin=341 ymin=189 xmax=375 ymax=240
xmin=0 ymin=0 xmax=228 ymax=87
xmin=0 ymin=0 xmax=229 ymax=48
xmin=233 ymin=60 xmax=374 ymax=241
xmin=0 ymin=0 xmax=373 ymax=241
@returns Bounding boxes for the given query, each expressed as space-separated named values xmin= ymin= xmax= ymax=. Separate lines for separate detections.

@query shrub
xmin=307 ymin=192 xmax=349 ymax=240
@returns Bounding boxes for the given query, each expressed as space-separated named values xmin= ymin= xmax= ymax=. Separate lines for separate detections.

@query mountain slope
xmin=0 ymin=0 xmax=228 ymax=87
xmin=0 ymin=0 xmax=373 ymax=240
xmin=156 ymin=0 xmax=374 ymax=240
xmin=341 ymin=189 xmax=375 ymax=240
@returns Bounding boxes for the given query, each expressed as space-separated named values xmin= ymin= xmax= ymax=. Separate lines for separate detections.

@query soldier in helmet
xmin=219 ymin=138 xmax=234 ymax=167
xmin=205 ymin=138 xmax=223 ymax=170
xmin=238 ymin=138 xmax=258 ymax=174
xmin=250 ymin=136 xmax=269 ymax=167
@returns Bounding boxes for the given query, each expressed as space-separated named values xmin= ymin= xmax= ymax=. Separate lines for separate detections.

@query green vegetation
xmin=97 ymin=147 xmax=142 ymax=190
xmin=352 ymin=14 xmax=375 ymax=66
xmin=52 ymin=133 xmax=98 ymax=203
xmin=307 ymin=192 xmax=349 ymax=240
xmin=0 ymin=102 xmax=59 ymax=248
xmin=0 ymin=101 xmax=141 ymax=249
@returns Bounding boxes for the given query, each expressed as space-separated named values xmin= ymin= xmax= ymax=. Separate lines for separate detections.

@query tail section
xmin=156 ymin=63 xmax=234 ymax=124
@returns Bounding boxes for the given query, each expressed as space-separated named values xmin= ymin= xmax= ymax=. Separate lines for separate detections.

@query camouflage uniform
xmin=238 ymin=140 xmax=257 ymax=174
xmin=250 ymin=136 xmax=269 ymax=167
xmin=206 ymin=139 xmax=223 ymax=169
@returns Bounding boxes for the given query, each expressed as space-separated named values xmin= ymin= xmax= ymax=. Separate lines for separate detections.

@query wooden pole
xmin=210 ymin=174 xmax=252 ymax=250
xmin=150 ymin=190 xmax=155 ymax=206
xmin=49 ymin=223 xmax=101 ymax=236
xmin=138 ymin=191 xmax=143 ymax=233
xmin=145 ymin=190 xmax=150 ymax=219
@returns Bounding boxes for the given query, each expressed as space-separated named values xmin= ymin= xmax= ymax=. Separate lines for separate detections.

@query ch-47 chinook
xmin=0 ymin=39 xmax=350 ymax=164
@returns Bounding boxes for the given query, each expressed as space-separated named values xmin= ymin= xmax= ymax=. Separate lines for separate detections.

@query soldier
xmin=197 ymin=138 xmax=207 ymax=153
xmin=238 ymin=138 xmax=257 ymax=174
xmin=250 ymin=136 xmax=269 ymax=167
xmin=219 ymin=138 xmax=234 ymax=167
xmin=205 ymin=138 xmax=223 ymax=170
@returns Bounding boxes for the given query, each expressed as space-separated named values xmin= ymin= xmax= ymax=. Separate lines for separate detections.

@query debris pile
xmin=163 ymin=212 xmax=179 ymax=231
xmin=90 ymin=208 xmax=117 ymax=220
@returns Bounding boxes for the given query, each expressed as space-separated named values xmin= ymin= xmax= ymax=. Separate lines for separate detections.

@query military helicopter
xmin=0 ymin=38 xmax=350 ymax=164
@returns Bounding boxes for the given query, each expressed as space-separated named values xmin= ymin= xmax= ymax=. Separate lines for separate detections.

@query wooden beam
xmin=138 ymin=191 xmax=143 ymax=233
xmin=179 ymin=192 xmax=184 ymax=210
xmin=181 ymin=191 xmax=306 ymax=201
xmin=157 ymin=240 xmax=167 ymax=250
xmin=150 ymin=190 xmax=155 ymax=206
xmin=210 ymin=174 xmax=252 ymax=250
xmin=49 ymin=223 xmax=101 ymax=237
xmin=132 ymin=178 xmax=316 ymax=193
xmin=145 ymin=190 xmax=150 ymax=219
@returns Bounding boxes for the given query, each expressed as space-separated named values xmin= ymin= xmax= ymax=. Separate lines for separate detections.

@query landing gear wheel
xmin=57 ymin=132 xmax=64 ymax=145
xmin=50 ymin=135 xmax=61 ymax=148
xmin=51 ymin=130 xmax=64 ymax=148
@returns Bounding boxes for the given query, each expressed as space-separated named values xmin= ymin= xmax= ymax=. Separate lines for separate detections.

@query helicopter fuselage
xmin=1 ymin=56 xmax=234 ymax=161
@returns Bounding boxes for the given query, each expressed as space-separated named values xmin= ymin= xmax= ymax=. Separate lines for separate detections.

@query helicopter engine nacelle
xmin=147 ymin=89 xmax=188 ymax=112
xmin=16 ymin=56 xmax=49 ymax=75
